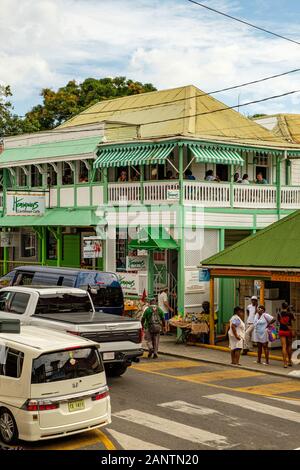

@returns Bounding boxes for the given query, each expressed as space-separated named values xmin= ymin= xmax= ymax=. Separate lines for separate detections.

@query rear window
xmin=89 ymin=286 xmax=124 ymax=308
xmin=31 ymin=347 xmax=103 ymax=383
xmin=76 ymin=272 xmax=123 ymax=308
xmin=0 ymin=347 xmax=24 ymax=378
xmin=35 ymin=293 xmax=92 ymax=314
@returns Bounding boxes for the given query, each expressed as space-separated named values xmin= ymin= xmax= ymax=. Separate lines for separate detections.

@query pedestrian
xmin=185 ymin=169 xmax=196 ymax=180
xmin=204 ymin=169 xmax=220 ymax=182
xmin=118 ymin=169 xmax=128 ymax=182
xmin=278 ymin=302 xmax=296 ymax=368
xmin=242 ymin=295 xmax=258 ymax=355
xmin=141 ymin=298 xmax=165 ymax=359
xmin=241 ymin=174 xmax=250 ymax=184
xmin=253 ymin=305 xmax=275 ymax=365
xmin=158 ymin=287 xmax=174 ymax=334
xmin=228 ymin=307 xmax=245 ymax=365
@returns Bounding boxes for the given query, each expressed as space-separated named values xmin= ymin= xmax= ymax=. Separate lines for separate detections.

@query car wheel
xmin=106 ymin=364 xmax=128 ymax=377
xmin=0 ymin=408 xmax=18 ymax=445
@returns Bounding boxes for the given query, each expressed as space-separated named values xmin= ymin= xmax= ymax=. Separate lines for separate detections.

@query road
xmin=3 ymin=354 xmax=300 ymax=450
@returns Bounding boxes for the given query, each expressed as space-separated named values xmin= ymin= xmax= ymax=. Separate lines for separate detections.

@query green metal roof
xmin=0 ymin=209 xmax=105 ymax=227
xmin=129 ymin=227 xmax=178 ymax=251
xmin=0 ymin=137 xmax=102 ymax=167
xmin=94 ymin=143 xmax=175 ymax=168
xmin=202 ymin=210 xmax=300 ymax=269
xmin=190 ymin=144 xmax=244 ymax=165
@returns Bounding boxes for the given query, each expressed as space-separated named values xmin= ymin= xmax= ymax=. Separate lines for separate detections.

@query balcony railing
xmin=106 ymin=181 xmax=300 ymax=210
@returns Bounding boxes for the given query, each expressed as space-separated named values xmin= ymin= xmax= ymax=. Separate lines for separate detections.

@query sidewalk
xmin=156 ymin=335 xmax=300 ymax=380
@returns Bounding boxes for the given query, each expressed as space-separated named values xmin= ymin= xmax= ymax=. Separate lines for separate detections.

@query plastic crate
xmin=0 ymin=319 xmax=21 ymax=334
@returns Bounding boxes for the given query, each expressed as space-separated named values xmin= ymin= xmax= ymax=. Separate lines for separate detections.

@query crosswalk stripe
xmin=174 ymin=369 xmax=263 ymax=383
xmin=107 ymin=429 xmax=169 ymax=451
xmin=112 ymin=409 xmax=234 ymax=449
xmin=158 ymin=400 xmax=220 ymax=416
xmin=235 ymin=381 xmax=300 ymax=396
xmin=132 ymin=360 xmax=206 ymax=372
xmin=205 ymin=393 xmax=300 ymax=424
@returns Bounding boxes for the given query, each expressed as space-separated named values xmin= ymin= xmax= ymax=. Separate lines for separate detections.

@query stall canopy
xmin=94 ymin=142 xmax=175 ymax=168
xmin=189 ymin=144 xmax=244 ymax=165
xmin=129 ymin=226 xmax=178 ymax=251
xmin=0 ymin=209 xmax=106 ymax=227
xmin=202 ymin=210 xmax=300 ymax=270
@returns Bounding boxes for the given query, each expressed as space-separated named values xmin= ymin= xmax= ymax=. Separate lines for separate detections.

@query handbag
xmin=267 ymin=325 xmax=277 ymax=342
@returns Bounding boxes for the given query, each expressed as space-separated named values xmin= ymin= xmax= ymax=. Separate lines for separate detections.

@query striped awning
xmin=94 ymin=143 xmax=175 ymax=168
xmin=190 ymin=145 xmax=244 ymax=165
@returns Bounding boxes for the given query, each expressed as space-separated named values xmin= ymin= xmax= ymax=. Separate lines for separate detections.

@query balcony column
xmin=177 ymin=144 xmax=185 ymax=317
xmin=276 ymin=154 xmax=282 ymax=215
xmin=140 ymin=165 xmax=144 ymax=204
xmin=103 ymin=167 xmax=108 ymax=204
xmin=229 ymin=164 xmax=234 ymax=208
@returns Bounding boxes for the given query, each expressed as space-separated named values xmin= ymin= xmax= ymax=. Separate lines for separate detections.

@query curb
xmin=187 ymin=342 xmax=284 ymax=362
xmin=155 ymin=348 xmax=299 ymax=380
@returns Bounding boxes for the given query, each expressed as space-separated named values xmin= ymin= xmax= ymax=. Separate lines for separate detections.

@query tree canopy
xmin=1 ymin=77 xmax=156 ymax=136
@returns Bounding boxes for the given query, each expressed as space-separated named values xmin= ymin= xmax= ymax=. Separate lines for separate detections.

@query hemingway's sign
xmin=126 ymin=256 xmax=147 ymax=271
xmin=6 ymin=192 xmax=45 ymax=216
xmin=117 ymin=273 xmax=140 ymax=295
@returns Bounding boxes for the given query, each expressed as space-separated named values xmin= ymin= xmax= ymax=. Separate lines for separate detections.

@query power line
xmin=188 ymin=0 xmax=300 ymax=46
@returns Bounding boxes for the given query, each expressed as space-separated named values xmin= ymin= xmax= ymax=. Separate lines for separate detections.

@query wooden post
xmin=209 ymin=277 xmax=215 ymax=345
xmin=260 ymin=280 xmax=265 ymax=305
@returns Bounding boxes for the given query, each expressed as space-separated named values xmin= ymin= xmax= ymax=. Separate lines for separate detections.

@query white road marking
xmin=205 ymin=393 xmax=300 ymax=424
xmin=113 ymin=409 xmax=235 ymax=449
xmin=158 ymin=400 xmax=220 ymax=416
xmin=107 ymin=429 xmax=169 ymax=451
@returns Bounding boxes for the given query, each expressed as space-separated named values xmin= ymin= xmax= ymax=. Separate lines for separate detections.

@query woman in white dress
xmin=228 ymin=307 xmax=245 ymax=365
xmin=253 ymin=305 xmax=275 ymax=365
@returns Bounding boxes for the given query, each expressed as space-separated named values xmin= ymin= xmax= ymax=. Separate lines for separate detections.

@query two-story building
xmin=1 ymin=85 xmax=300 ymax=330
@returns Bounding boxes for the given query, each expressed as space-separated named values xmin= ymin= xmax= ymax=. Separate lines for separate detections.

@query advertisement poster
xmin=83 ymin=237 xmax=103 ymax=259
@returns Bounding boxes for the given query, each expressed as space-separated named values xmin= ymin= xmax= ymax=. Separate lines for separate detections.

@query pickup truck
xmin=0 ymin=286 xmax=143 ymax=377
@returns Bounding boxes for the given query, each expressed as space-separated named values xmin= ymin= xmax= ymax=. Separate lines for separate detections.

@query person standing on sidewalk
xmin=278 ymin=302 xmax=296 ymax=368
xmin=243 ymin=295 xmax=258 ymax=355
xmin=142 ymin=298 xmax=165 ymax=359
xmin=228 ymin=307 xmax=245 ymax=365
xmin=158 ymin=287 xmax=174 ymax=334
xmin=253 ymin=305 xmax=275 ymax=365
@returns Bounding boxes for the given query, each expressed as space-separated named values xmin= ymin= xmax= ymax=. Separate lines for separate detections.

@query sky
xmin=1 ymin=0 xmax=300 ymax=117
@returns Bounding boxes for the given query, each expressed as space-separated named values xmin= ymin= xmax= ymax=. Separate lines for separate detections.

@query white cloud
xmin=1 ymin=0 xmax=300 ymax=115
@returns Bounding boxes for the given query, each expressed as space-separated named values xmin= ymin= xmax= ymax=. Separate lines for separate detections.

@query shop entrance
xmin=153 ymin=249 xmax=178 ymax=311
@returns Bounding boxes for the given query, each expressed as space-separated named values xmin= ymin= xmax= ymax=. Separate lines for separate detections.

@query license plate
xmin=68 ymin=400 xmax=85 ymax=412
xmin=103 ymin=352 xmax=115 ymax=361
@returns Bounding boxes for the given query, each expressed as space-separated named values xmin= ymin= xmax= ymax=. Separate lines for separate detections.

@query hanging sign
xmin=6 ymin=192 xmax=45 ymax=216
xmin=117 ymin=273 xmax=140 ymax=295
xmin=167 ymin=189 xmax=180 ymax=201
xmin=126 ymin=256 xmax=147 ymax=271
xmin=199 ymin=269 xmax=211 ymax=282
xmin=0 ymin=232 xmax=14 ymax=247
xmin=83 ymin=237 xmax=103 ymax=259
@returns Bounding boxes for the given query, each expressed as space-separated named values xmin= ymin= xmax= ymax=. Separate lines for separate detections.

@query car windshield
xmin=31 ymin=347 xmax=103 ymax=383
xmin=35 ymin=293 xmax=93 ymax=314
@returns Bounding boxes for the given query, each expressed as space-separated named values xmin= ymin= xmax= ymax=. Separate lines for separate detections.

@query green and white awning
xmin=94 ymin=143 xmax=175 ymax=168
xmin=190 ymin=145 xmax=244 ymax=165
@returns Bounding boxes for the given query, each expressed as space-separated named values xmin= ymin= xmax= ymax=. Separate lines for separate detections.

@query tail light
xmin=92 ymin=387 xmax=109 ymax=401
xmin=66 ymin=331 xmax=81 ymax=336
xmin=139 ymin=327 xmax=144 ymax=343
xmin=23 ymin=399 xmax=59 ymax=411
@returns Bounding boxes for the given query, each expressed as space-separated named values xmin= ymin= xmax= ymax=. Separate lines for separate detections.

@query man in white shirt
xmin=242 ymin=295 xmax=258 ymax=354
xmin=158 ymin=288 xmax=174 ymax=334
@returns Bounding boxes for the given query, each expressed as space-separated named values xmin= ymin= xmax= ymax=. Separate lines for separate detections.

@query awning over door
xmin=129 ymin=227 xmax=178 ymax=251
xmin=94 ymin=143 xmax=175 ymax=168
xmin=189 ymin=144 xmax=244 ymax=165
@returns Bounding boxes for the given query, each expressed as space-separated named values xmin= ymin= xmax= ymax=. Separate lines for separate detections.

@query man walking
xmin=243 ymin=295 xmax=258 ymax=355
xmin=142 ymin=298 xmax=165 ymax=359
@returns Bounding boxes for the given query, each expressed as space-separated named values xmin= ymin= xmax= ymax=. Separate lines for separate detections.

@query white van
xmin=0 ymin=325 xmax=111 ymax=444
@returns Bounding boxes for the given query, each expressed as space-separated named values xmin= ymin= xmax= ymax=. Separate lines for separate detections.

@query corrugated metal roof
xmin=57 ymin=85 xmax=290 ymax=147
xmin=202 ymin=211 xmax=300 ymax=269
xmin=255 ymin=114 xmax=300 ymax=144
xmin=0 ymin=136 xmax=101 ymax=167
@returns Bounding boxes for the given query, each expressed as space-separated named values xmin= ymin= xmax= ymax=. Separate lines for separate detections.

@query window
xmin=31 ymin=165 xmax=43 ymax=187
xmin=78 ymin=161 xmax=89 ymax=183
xmin=0 ymin=291 xmax=13 ymax=311
xmin=46 ymin=230 xmax=57 ymax=260
xmin=15 ymin=272 xmax=34 ymax=286
xmin=9 ymin=292 xmax=30 ymax=314
xmin=31 ymin=347 xmax=103 ymax=383
xmin=62 ymin=162 xmax=74 ymax=185
xmin=0 ymin=347 xmax=24 ymax=378
xmin=116 ymin=228 xmax=128 ymax=272
xmin=47 ymin=164 xmax=57 ymax=186
xmin=21 ymin=233 xmax=36 ymax=258
xmin=18 ymin=168 xmax=27 ymax=187
xmin=35 ymin=293 xmax=92 ymax=315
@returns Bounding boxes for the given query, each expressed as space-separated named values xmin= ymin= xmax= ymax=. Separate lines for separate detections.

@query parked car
xmin=0 ymin=325 xmax=111 ymax=444
xmin=0 ymin=286 xmax=143 ymax=377
xmin=0 ymin=266 xmax=124 ymax=316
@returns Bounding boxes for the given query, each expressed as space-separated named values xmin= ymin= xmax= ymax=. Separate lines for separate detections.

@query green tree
xmin=0 ymin=85 xmax=38 ymax=136
xmin=23 ymin=77 xmax=157 ymax=131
